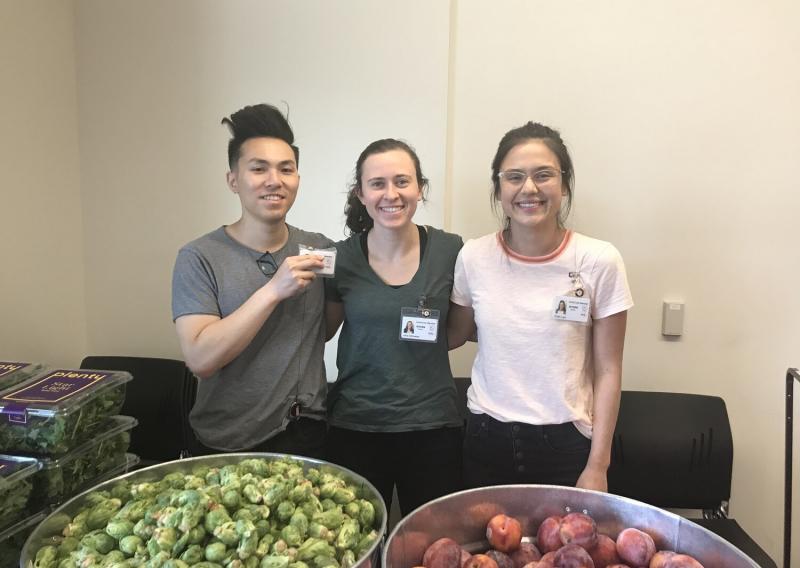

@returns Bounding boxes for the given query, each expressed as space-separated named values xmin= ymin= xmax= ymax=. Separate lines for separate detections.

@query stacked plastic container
xmin=0 ymin=362 xmax=140 ymax=565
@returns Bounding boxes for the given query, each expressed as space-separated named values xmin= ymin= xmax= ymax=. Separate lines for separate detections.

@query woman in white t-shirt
xmin=448 ymin=122 xmax=633 ymax=492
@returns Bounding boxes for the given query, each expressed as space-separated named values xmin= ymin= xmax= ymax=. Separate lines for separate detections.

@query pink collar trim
xmin=497 ymin=230 xmax=572 ymax=263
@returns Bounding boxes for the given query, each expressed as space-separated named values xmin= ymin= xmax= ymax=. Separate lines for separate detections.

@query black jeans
xmin=463 ymin=412 xmax=590 ymax=488
xmin=326 ymin=426 xmax=463 ymax=517
xmin=191 ymin=418 xmax=327 ymax=460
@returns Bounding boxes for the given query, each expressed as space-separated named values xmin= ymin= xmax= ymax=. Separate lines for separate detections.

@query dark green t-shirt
xmin=326 ymin=226 xmax=464 ymax=432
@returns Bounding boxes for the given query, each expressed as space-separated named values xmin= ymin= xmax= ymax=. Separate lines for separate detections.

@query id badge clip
xmin=400 ymin=295 xmax=440 ymax=343
xmin=298 ymin=244 xmax=336 ymax=277
xmin=554 ymin=272 xmax=590 ymax=323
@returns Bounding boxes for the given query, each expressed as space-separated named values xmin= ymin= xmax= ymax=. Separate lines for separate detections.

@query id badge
xmin=553 ymin=295 xmax=591 ymax=323
xmin=399 ymin=307 xmax=440 ymax=342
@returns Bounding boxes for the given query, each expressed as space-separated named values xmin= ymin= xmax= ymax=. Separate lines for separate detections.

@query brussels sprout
xmin=334 ymin=519 xmax=359 ymax=551
xmin=162 ymin=560 xmax=190 ymax=568
xmin=180 ymin=543 xmax=205 ymax=564
xmin=276 ymin=501 xmax=296 ymax=522
xmin=106 ymin=519 xmax=135 ymax=540
xmin=242 ymin=484 xmax=262 ymax=504
xmin=331 ymin=488 xmax=355 ymax=506
xmin=187 ymin=525 xmax=207 ymax=544
xmin=343 ymin=502 xmax=359 ymax=519
xmin=311 ymin=509 xmax=343 ymax=531
xmin=255 ymin=534 xmax=275 ymax=557
xmin=280 ymin=525 xmax=303 ymax=548
xmin=133 ymin=518 xmax=156 ymax=540
xmin=319 ymin=500 xmax=337 ymax=513
xmin=288 ymin=511 xmax=308 ymax=538
xmin=356 ymin=500 xmax=375 ymax=529
xmin=259 ymin=556 xmax=290 ymax=568
xmin=296 ymin=539 xmax=335 ymax=562
xmin=80 ymin=529 xmax=116 ymax=554
xmin=312 ymin=555 xmax=339 ymax=568
xmin=288 ymin=481 xmax=313 ymax=504
xmin=63 ymin=510 xmax=89 ymax=538
xmin=100 ymin=550 xmax=127 ymax=566
xmin=205 ymin=504 xmax=233 ymax=533
xmin=150 ymin=526 xmax=179 ymax=553
xmin=296 ymin=497 xmax=322 ymax=520
xmin=214 ymin=521 xmax=240 ymax=547
xmin=119 ymin=534 xmax=145 ymax=556
xmin=288 ymin=562 xmax=310 ymax=568
xmin=305 ymin=469 xmax=320 ymax=485
xmin=205 ymin=541 xmax=229 ymax=563
xmin=355 ymin=530 xmax=379 ymax=557
xmin=236 ymin=519 xmax=259 ymax=559
xmin=34 ymin=545 xmax=58 ymax=568
xmin=262 ymin=479 xmax=290 ymax=507
xmin=307 ymin=523 xmax=331 ymax=542
xmin=222 ymin=489 xmax=240 ymax=510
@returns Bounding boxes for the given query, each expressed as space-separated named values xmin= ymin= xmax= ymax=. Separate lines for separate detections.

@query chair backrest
xmin=608 ymin=390 xmax=733 ymax=510
xmin=79 ymin=355 xmax=196 ymax=462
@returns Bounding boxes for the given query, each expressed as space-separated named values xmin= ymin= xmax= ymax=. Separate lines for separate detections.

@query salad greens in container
xmin=0 ymin=454 xmax=41 ymax=532
xmin=35 ymin=416 xmax=138 ymax=506
xmin=0 ymin=369 xmax=131 ymax=455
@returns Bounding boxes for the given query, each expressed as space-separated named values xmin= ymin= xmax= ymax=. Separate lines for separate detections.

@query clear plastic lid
xmin=38 ymin=415 xmax=138 ymax=471
xmin=0 ymin=362 xmax=47 ymax=392
xmin=0 ymin=509 xmax=48 ymax=542
xmin=0 ymin=368 xmax=132 ymax=422
xmin=0 ymin=454 xmax=41 ymax=487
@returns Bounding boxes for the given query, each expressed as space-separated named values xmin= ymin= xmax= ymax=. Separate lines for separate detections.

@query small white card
xmin=298 ymin=244 xmax=336 ymax=277
xmin=553 ymin=295 xmax=591 ymax=323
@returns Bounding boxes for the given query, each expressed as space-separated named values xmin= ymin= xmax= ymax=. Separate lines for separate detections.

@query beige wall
xmin=4 ymin=0 xmax=798 ymax=563
xmin=0 ymin=0 xmax=87 ymax=368
xmin=447 ymin=0 xmax=800 ymax=560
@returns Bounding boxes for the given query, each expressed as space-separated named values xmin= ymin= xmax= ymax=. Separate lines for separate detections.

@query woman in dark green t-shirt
xmin=325 ymin=139 xmax=463 ymax=516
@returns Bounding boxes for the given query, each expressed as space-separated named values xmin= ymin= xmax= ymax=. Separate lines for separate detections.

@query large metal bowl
xmin=383 ymin=485 xmax=758 ymax=567
xmin=21 ymin=453 xmax=387 ymax=568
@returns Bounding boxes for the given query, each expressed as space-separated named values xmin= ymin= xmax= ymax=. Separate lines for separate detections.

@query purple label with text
xmin=0 ymin=362 xmax=27 ymax=378
xmin=1 ymin=369 xmax=113 ymax=405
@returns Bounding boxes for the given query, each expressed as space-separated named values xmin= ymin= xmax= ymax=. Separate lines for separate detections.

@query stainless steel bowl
xmin=21 ymin=453 xmax=387 ymax=568
xmin=383 ymin=485 xmax=757 ymax=568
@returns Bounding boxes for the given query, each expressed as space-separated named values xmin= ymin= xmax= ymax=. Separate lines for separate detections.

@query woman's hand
xmin=576 ymin=463 xmax=608 ymax=492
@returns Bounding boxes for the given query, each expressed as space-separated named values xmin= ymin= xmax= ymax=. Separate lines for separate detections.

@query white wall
xmin=448 ymin=0 xmax=800 ymax=560
xmin=0 ymin=0 xmax=87 ymax=368
xmin=73 ymin=0 xmax=451 ymax=367
xmin=4 ymin=0 xmax=798 ymax=563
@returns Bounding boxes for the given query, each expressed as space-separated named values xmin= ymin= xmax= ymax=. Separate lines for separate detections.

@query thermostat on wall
xmin=662 ymin=301 xmax=684 ymax=336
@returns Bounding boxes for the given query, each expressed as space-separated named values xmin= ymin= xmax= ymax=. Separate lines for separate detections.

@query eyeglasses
xmin=256 ymin=252 xmax=278 ymax=278
xmin=498 ymin=168 xmax=565 ymax=190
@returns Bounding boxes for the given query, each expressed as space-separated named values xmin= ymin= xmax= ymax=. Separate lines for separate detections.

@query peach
xmin=648 ymin=551 xmax=676 ymax=568
xmin=537 ymin=516 xmax=563 ymax=553
xmin=486 ymin=514 xmax=524 ymax=553
xmin=589 ymin=534 xmax=621 ymax=568
xmin=423 ymin=538 xmax=464 ymax=568
xmin=662 ymin=555 xmax=703 ymax=568
xmin=615 ymin=528 xmax=656 ymax=567
xmin=559 ymin=513 xmax=598 ymax=551
xmin=463 ymin=554 xmax=500 ymax=568
xmin=486 ymin=550 xmax=515 ymax=568
xmin=553 ymin=543 xmax=594 ymax=568
xmin=510 ymin=542 xmax=542 ymax=568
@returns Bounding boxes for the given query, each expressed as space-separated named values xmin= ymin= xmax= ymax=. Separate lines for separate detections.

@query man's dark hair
xmin=221 ymin=104 xmax=299 ymax=169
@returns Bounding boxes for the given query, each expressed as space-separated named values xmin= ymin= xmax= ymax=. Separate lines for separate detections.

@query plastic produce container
xmin=0 ymin=369 xmax=132 ymax=455
xmin=0 ymin=455 xmax=41 ymax=532
xmin=0 ymin=510 xmax=47 ymax=568
xmin=0 ymin=362 xmax=47 ymax=392
xmin=35 ymin=415 xmax=138 ymax=506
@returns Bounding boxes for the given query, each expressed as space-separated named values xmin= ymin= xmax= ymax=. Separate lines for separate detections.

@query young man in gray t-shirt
xmin=171 ymin=104 xmax=332 ymax=456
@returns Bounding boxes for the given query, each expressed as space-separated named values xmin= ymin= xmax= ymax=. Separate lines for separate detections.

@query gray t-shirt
xmin=172 ymin=225 xmax=333 ymax=450
xmin=326 ymin=226 xmax=463 ymax=432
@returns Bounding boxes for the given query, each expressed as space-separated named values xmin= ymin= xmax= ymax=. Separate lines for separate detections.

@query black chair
xmin=608 ymin=390 xmax=776 ymax=568
xmin=79 ymin=355 xmax=197 ymax=467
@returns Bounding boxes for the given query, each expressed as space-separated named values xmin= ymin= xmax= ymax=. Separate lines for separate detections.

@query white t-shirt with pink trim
xmin=451 ymin=230 xmax=633 ymax=437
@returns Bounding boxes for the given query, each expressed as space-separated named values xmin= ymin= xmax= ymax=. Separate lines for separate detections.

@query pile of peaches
xmin=419 ymin=512 xmax=705 ymax=568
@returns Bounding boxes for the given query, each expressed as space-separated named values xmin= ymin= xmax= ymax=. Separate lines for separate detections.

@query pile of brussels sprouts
xmin=31 ymin=457 xmax=380 ymax=568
